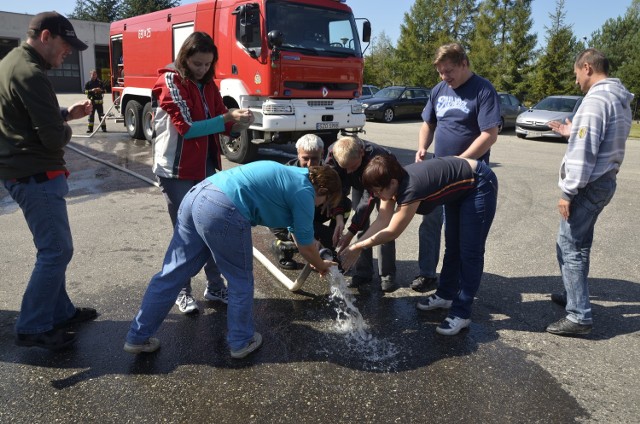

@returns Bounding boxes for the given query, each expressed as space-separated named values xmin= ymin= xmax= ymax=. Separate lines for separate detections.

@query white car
xmin=515 ymin=95 xmax=583 ymax=139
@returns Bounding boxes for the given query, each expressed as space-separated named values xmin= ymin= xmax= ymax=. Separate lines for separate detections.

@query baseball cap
xmin=29 ymin=11 xmax=88 ymax=51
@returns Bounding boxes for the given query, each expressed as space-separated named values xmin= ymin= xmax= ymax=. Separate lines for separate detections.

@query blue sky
xmin=1 ymin=0 xmax=632 ymax=47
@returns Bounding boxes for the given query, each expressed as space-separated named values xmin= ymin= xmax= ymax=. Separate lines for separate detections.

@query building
xmin=0 ymin=11 xmax=110 ymax=93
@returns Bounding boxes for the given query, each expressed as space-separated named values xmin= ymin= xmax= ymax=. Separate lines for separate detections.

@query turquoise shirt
xmin=207 ymin=161 xmax=316 ymax=245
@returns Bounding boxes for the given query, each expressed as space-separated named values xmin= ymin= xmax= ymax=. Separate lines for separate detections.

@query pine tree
xmin=363 ymin=32 xmax=398 ymax=87
xmin=469 ymin=0 xmax=536 ymax=101
xmin=590 ymin=0 xmax=640 ymax=119
xmin=528 ymin=0 xmax=581 ymax=103
xmin=395 ymin=0 xmax=477 ymax=88
xmin=69 ymin=0 xmax=121 ymax=22
xmin=503 ymin=0 xmax=537 ymax=101
xmin=118 ymin=0 xmax=180 ymax=20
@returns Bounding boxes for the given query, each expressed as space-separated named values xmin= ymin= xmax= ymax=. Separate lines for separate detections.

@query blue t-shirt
xmin=421 ymin=73 xmax=501 ymax=163
xmin=207 ymin=161 xmax=316 ymax=245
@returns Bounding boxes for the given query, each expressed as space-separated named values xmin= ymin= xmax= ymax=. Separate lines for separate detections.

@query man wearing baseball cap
xmin=0 ymin=11 xmax=97 ymax=350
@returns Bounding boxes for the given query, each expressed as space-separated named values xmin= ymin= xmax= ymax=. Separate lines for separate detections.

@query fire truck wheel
xmin=220 ymin=130 xmax=258 ymax=164
xmin=124 ymin=100 xmax=144 ymax=140
xmin=142 ymin=102 xmax=155 ymax=141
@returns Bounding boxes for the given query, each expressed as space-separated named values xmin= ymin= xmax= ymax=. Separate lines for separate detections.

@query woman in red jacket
xmin=152 ymin=31 xmax=254 ymax=314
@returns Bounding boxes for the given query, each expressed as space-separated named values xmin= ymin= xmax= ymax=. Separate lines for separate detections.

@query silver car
xmin=515 ymin=95 xmax=583 ymax=139
xmin=498 ymin=92 xmax=527 ymax=133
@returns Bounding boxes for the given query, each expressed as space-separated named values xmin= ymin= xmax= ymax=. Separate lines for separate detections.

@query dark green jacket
xmin=0 ymin=42 xmax=71 ymax=179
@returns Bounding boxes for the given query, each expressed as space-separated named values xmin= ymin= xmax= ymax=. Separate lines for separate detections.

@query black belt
xmin=11 ymin=172 xmax=51 ymax=184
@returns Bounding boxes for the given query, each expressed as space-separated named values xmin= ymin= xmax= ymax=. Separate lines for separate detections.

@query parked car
xmin=515 ymin=95 xmax=583 ymax=139
xmin=362 ymin=86 xmax=431 ymax=123
xmin=498 ymin=92 xmax=526 ymax=133
xmin=359 ymin=84 xmax=380 ymax=101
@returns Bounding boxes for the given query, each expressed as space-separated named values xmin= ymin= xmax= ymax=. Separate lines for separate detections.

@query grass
xmin=630 ymin=121 xmax=640 ymax=139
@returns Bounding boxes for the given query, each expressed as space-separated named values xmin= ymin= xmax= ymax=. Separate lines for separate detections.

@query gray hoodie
xmin=559 ymin=78 xmax=634 ymax=200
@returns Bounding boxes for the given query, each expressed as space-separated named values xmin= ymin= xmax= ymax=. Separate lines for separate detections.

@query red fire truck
xmin=109 ymin=0 xmax=370 ymax=163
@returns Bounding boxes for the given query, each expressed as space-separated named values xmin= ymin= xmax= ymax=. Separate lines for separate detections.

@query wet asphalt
xmin=0 ymin=94 xmax=638 ymax=423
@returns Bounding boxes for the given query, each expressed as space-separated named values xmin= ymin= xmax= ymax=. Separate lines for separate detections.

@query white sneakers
xmin=204 ymin=287 xmax=229 ymax=304
xmin=417 ymin=295 xmax=471 ymax=335
xmin=416 ymin=294 xmax=453 ymax=311
xmin=436 ymin=316 xmax=471 ymax=335
xmin=175 ymin=293 xmax=199 ymax=314
xmin=230 ymin=332 xmax=263 ymax=359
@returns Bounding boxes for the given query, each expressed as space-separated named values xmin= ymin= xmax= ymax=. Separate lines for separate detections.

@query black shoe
xmin=551 ymin=293 xmax=567 ymax=307
xmin=278 ymin=257 xmax=298 ymax=270
xmin=101 ymin=127 xmax=107 ymax=132
xmin=380 ymin=278 xmax=397 ymax=293
xmin=410 ymin=275 xmax=438 ymax=292
xmin=546 ymin=317 xmax=592 ymax=336
xmin=271 ymin=240 xmax=298 ymax=270
xmin=86 ymin=129 xmax=92 ymax=133
xmin=15 ymin=328 xmax=76 ymax=350
xmin=53 ymin=307 xmax=98 ymax=329
xmin=347 ymin=275 xmax=371 ymax=288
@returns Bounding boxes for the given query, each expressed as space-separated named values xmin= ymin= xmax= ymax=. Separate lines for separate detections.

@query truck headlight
xmin=351 ymin=103 xmax=364 ymax=114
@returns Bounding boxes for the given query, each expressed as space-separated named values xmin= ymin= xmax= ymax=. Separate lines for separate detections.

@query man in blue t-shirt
xmin=412 ymin=42 xmax=501 ymax=293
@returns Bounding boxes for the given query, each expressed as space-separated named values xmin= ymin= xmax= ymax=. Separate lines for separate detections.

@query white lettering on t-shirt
xmin=435 ymin=96 xmax=470 ymax=117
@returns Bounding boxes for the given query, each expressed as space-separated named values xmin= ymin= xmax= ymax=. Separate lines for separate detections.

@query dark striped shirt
xmin=396 ymin=157 xmax=476 ymax=215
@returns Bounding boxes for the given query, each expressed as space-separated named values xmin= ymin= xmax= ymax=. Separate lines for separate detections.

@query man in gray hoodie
xmin=546 ymin=49 xmax=634 ymax=336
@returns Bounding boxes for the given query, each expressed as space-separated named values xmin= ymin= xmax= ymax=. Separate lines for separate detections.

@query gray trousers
xmin=351 ymin=188 xmax=396 ymax=281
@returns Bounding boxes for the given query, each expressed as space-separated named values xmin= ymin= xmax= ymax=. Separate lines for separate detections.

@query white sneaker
xmin=436 ymin=316 xmax=471 ymax=335
xmin=175 ymin=293 xmax=199 ymax=314
xmin=230 ymin=332 xmax=263 ymax=359
xmin=204 ymin=287 xmax=228 ymax=304
xmin=416 ymin=294 xmax=453 ymax=311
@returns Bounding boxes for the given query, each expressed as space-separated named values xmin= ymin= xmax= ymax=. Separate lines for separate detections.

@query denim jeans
xmin=127 ymin=180 xmax=254 ymax=350
xmin=556 ymin=174 xmax=616 ymax=325
xmin=157 ymin=176 xmax=225 ymax=294
xmin=351 ymin=187 xmax=396 ymax=281
xmin=417 ymin=205 xmax=444 ymax=278
xmin=3 ymin=175 xmax=76 ymax=334
xmin=436 ymin=161 xmax=498 ymax=319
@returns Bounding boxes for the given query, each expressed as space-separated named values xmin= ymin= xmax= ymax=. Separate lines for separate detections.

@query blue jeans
xmin=3 ymin=175 xmax=76 ymax=334
xmin=417 ymin=205 xmax=443 ymax=278
xmin=556 ymin=173 xmax=616 ymax=325
xmin=127 ymin=180 xmax=255 ymax=350
xmin=157 ymin=176 xmax=225 ymax=294
xmin=351 ymin=187 xmax=396 ymax=281
xmin=436 ymin=161 xmax=498 ymax=319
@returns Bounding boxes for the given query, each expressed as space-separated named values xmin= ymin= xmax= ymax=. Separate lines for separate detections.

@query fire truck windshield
xmin=266 ymin=1 xmax=363 ymax=57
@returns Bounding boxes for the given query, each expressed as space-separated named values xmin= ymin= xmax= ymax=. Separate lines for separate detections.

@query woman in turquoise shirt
xmin=124 ymin=161 xmax=342 ymax=359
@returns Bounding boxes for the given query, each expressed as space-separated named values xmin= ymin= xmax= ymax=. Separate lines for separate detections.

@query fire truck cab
xmin=109 ymin=0 xmax=370 ymax=163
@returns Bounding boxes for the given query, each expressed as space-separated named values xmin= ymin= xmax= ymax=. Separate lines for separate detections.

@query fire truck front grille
xmin=308 ymin=100 xmax=334 ymax=107
xmin=284 ymin=82 xmax=359 ymax=91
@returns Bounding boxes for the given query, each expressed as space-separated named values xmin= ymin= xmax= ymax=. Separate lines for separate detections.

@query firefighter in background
xmin=84 ymin=69 xmax=107 ymax=133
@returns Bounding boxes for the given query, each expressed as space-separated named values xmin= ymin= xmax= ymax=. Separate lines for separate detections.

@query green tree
xmin=502 ymin=0 xmax=537 ymax=101
xmin=468 ymin=0 xmax=506 ymax=86
xmin=395 ymin=0 xmax=477 ymax=88
xmin=363 ymin=31 xmax=399 ymax=87
xmin=118 ymin=0 xmax=180 ymax=20
xmin=69 ymin=0 xmax=121 ymax=22
xmin=528 ymin=0 xmax=581 ymax=103
xmin=590 ymin=0 xmax=640 ymax=119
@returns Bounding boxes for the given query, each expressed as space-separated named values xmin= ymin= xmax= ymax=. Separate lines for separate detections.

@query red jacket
xmin=152 ymin=68 xmax=233 ymax=180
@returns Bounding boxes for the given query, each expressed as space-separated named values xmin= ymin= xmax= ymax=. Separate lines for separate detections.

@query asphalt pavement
xmin=0 ymin=94 xmax=638 ymax=423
